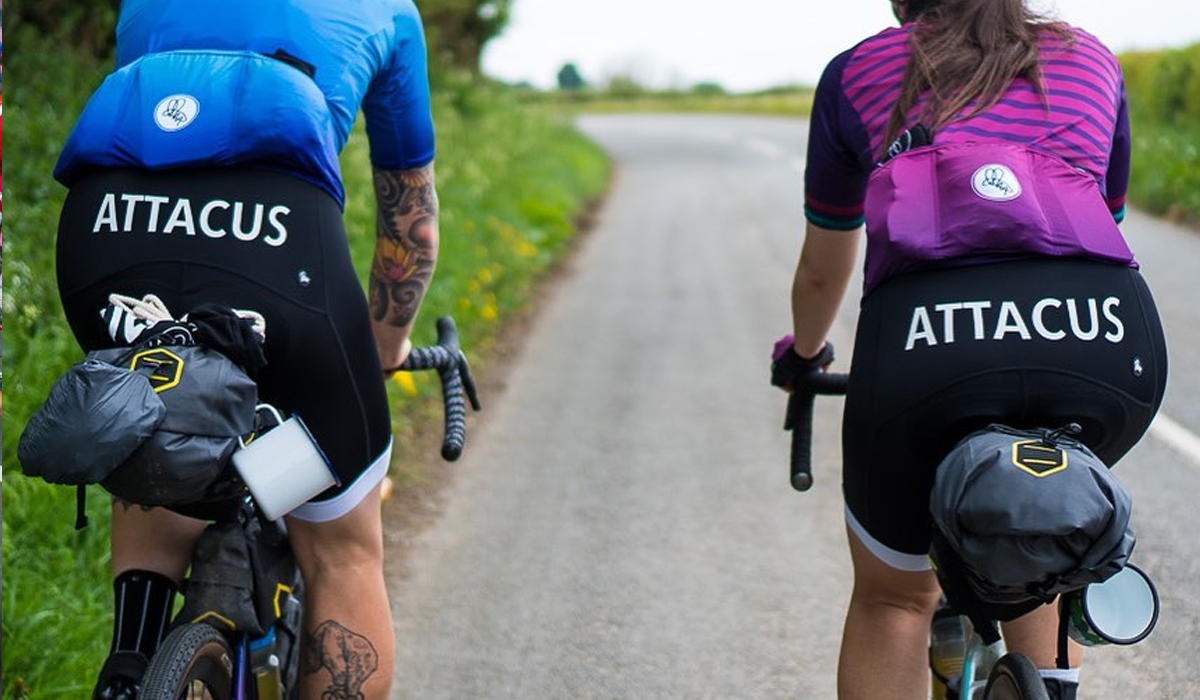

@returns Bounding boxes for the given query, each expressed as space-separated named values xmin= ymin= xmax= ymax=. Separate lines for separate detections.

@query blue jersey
xmin=55 ymin=0 xmax=435 ymax=207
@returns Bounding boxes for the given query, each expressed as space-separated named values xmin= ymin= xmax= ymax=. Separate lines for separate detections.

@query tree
xmin=12 ymin=0 xmax=513 ymax=73
xmin=420 ymin=0 xmax=513 ymax=73
xmin=691 ymin=82 xmax=726 ymax=97
xmin=557 ymin=63 xmax=585 ymax=92
xmin=604 ymin=75 xmax=646 ymax=100
xmin=11 ymin=0 xmax=119 ymax=56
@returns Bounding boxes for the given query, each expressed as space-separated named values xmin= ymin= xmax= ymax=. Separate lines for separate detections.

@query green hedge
xmin=1121 ymin=44 xmax=1200 ymax=224
xmin=1122 ymin=45 xmax=1200 ymax=127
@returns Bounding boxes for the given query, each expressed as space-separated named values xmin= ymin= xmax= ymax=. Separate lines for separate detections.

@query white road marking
xmin=745 ymin=137 xmax=786 ymax=160
xmin=1149 ymin=413 xmax=1200 ymax=471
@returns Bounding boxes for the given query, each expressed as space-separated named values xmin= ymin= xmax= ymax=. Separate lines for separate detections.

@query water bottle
xmin=250 ymin=628 xmax=285 ymax=700
xmin=930 ymin=605 xmax=969 ymax=700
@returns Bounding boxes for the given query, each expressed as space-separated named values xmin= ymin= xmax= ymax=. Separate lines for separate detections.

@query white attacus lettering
xmin=121 ymin=194 xmax=146 ymax=232
xmin=963 ymin=301 xmax=992 ymax=340
xmin=906 ymin=306 xmax=938 ymax=351
xmin=231 ymin=202 xmax=264 ymax=242
xmin=265 ymin=205 xmax=291 ymax=247
xmin=94 ymin=194 xmax=119 ymax=232
xmin=200 ymin=200 xmax=231 ymax=238
xmin=993 ymin=301 xmax=1032 ymax=340
xmin=1067 ymin=298 xmax=1099 ymax=341
xmin=935 ymin=303 xmax=964 ymax=344
xmin=1103 ymin=297 xmax=1125 ymax=342
xmin=1032 ymin=298 xmax=1065 ymax=341
xmin=144 ymin=195 xmax=171 ymax=232
xmin=903 ymin=296 xmax=1126 ymax=351
xmin=92 ymin=192 xmax=289 ymax=247
xmin=163 ymin=198 xmax=196 ymax=236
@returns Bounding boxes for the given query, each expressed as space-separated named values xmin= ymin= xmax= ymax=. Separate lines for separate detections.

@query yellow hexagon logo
xmin=130 ymin=348 xmax=185 ymax=393
xmin=1011 ymin=440 xmax=1068 ymax=478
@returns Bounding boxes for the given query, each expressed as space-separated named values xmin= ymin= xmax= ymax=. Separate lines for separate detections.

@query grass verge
xmin=532 ymin=88 xmax=815 ymax=117
xmin=1128 ymin=117 xmax=1200 ymax=227
xmin=1 ymin=34 xmax=609 ymax=698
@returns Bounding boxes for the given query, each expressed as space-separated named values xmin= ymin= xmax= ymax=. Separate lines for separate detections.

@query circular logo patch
xmin=154 ymin=94 xmax=201 ymax=132
xmin=971 ymin=164 xmax=1022 ymax=202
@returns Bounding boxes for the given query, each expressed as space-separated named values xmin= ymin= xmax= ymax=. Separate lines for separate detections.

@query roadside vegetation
xmin=536 ymin=82 xmax=814 ymax=117
xmin=0 ymin=12 xmax=609 ymax=699
xmin=1121 ymin=43 xmax=1200 ymax=225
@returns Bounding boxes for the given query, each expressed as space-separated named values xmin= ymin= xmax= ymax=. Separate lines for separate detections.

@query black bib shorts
xmin=57 ymin=168 xmax=392 ymax=522
xmin=842 ymin=258 xmax=1168 ymax=567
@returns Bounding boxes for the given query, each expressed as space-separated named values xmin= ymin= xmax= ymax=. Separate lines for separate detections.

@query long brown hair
xmin=883 ymin=0 xmax=1073 ymax=148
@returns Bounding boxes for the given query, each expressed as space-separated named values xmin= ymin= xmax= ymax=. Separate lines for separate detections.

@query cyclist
xmin=52 ymin=2 xmax=438 ymax=699
xmin=773 ymin=1 xmax=1168 ymax=699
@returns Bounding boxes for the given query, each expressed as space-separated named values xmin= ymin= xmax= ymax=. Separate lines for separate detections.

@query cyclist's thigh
xmin=843 ymin=258 xmax=1167 ymax=558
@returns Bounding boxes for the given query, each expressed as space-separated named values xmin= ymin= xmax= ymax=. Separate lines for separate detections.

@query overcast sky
xmin=482 ymin=0 xmax=1200 ymax=92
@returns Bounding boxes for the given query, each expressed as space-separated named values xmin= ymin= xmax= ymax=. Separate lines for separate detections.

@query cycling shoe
xmin=1043 ymin=678 xmax=1079 ymax=700
xmin=92 ymin=650 xmax=149 ymax=700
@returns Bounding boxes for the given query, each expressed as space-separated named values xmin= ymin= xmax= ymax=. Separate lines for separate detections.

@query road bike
xmin=133 ymin=316 xmax=480 ymax=700
xmin=784 ymin=367 xmax=1159 ymax=700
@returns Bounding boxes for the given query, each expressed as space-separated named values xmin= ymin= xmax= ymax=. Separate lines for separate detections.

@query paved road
xmin=387 ymin=114 xmax=1200 ymax=699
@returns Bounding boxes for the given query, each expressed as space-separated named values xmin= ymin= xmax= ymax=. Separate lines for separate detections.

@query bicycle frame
xmin=956 ymin=633 xmax=1005 ymax=700
xmin=234 ymin=632 xmax=289 ymax=700
xmin=131 ymin=317 xmax=478 ymax=699
xmin=235 ymin=639 xmax=252 ymax=700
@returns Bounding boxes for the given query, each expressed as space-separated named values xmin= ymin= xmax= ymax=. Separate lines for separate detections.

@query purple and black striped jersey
xmin=805 ymin=24 xmax=1130 ymax=231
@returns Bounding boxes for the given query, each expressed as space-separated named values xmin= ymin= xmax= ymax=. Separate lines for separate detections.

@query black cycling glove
xmin=771 ymin=338 xmax=835 ymax=390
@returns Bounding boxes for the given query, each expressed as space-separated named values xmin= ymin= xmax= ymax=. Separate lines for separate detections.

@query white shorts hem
xmin=288 ymin=439 xmax=392 ymax=523
xmin=844 ymin=504 xmax=932 ymax=572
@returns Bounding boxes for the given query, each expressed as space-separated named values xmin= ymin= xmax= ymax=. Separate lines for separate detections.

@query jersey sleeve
xmin=361 ymin=10 xmax=436 ymax=171
xmin=804 ymin=50 xmax=871 ymax=231
xmin=1104 ymin=78 xmax=1131 ymax=224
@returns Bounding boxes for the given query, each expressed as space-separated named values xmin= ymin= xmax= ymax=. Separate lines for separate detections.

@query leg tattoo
xmin=301 ymin=620 xmax=380 ymax=700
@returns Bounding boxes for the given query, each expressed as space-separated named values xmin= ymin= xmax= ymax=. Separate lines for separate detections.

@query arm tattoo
xmin=369 ymin=165 xmax=439 ymax=328
xmin=301 ymin=619 xmax=380 ymax=700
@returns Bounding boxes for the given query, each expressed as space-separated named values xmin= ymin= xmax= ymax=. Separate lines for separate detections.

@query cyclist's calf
xmin=1001 ymin=603 xmax=1083 ymax=670
xmin=285 ymin=489 xmax=386 ymax=581
xmin=110 ymin=504 xmax=208 ymax=584
xmin=285 ymin=485 xmax=394 ymax=700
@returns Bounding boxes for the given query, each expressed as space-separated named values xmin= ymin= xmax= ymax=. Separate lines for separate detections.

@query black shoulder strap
xmin=266 ymin=49 xmax=316 ymax=79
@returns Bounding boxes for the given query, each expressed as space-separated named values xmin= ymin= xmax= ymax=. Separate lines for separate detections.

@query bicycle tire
xmin=140 ymin=623 xmax=235 ymax=700
xmin=982 ymin=654 xmax=1050 ymax=700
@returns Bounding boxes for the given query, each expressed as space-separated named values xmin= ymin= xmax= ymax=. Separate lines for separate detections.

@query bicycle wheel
xmin=140 ymin=623 xmax=235 ymax=700
xmin=982 ymin=654 xmax=1050 ymax=700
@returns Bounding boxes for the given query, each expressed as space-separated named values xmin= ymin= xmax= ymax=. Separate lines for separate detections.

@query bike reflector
xmin=1065 ymin=564 xmax=1159 ymax=646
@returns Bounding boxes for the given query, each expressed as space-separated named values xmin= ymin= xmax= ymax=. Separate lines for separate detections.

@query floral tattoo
xmin=369 ymin=165 xmax=438 ymax=329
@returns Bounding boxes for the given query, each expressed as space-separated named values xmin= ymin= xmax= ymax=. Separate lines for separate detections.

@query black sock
xmin=110 ymin=570 xmax=178 ymax=658
xmin=1043 ymin=678 xmax=1079 ymax=700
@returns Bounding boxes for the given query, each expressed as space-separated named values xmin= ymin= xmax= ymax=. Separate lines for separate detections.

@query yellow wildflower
xmin=393 ymin=372 xmax=419 ymax=397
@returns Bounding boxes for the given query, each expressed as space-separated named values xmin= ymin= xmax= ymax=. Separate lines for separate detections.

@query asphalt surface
xmin=388 ymin=114 xmax=1200 ymax=700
